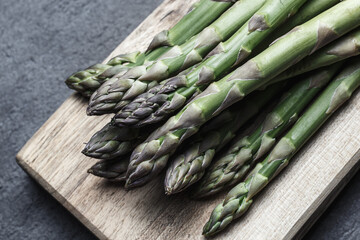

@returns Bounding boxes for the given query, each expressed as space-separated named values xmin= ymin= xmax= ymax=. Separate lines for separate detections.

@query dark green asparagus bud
xmin=82 ymin=123 xmax=143 ymax=160
xmin=88 ymin=158 xmax=129 ymax=182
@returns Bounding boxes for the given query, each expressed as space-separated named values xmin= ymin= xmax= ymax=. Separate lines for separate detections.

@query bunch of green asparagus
xmin=65 ymin=0 xmax=360 ymax=236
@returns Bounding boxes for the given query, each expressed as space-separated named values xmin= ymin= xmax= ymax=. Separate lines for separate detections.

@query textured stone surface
xmin=0 ymin=0 xmax=358 ymax=239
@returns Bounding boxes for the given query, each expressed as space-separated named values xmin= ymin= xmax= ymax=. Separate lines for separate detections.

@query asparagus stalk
xmin=253 ymin=0 xmax=341 ymax=56
xmin=88 ymin=158 xmax=129 ymax=182
xmin=193 ymin=63 xmax=343 ymax=198
xmin=87 ymin=0 xmax=266 ymax=115
xmin=114 ymin=0 xmax=316 ymax=127
xmin=165 ymin=83 xmax=285 ymax=194
xmin=125 ymin=0 xmax=360 ymax=189
xmin=65 ymin=0 xmax=233 ymax=97
xmin=202 ymin=57 xmax=360 ymax=236
xmin=266 ymin=27 xmax=360 ymax=86
xmin=82 ymin=122 xmax=144 ymax=159
xmin=146 ymin=0 xmax=235 ymax=51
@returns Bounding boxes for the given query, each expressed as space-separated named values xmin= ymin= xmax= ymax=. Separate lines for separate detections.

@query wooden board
xmin=16 ymin=1 xmax=360 ymax=239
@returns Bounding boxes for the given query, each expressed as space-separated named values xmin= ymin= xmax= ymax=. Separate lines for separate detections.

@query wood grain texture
xmin=16 ymin=1 xmax=360 ymax=239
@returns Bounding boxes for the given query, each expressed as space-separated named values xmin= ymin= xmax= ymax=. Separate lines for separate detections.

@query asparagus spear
xmin=82 ymin=123 xmax=144 ymax=160
xmin=202 ymin=57 xmax=360 ymax=236
xmin=165 ymin=82 xmax=285 ymax=194
xmin=87 ymin=0 xmax=266 ymax=115
xmin=65 ymin=0 xmax=233 ymax=97
xmin=114 ymin=0 xmax=328 ymax=127
xmin=125 ymin=0 xmax=360 ymax=189
xmin=88 ymin=158 xmax=129 ymax=182
xmin=193 ymin=63 xmax=343 ymax=198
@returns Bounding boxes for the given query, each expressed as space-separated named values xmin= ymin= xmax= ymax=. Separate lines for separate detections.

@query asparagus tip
xmin=81 ymin=148 xmax=91 ymax=157
xmin=164 ymin=186 xmax=174 ymax=195
xmin=202 ymin=222 xmax=214 ymax=237
xmin=86 ymin=106 xmax=95 ymax=116
xmin=124 ymin=179 xmax=137 ymax=189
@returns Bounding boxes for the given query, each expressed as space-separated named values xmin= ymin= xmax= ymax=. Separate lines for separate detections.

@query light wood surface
xmin=16 ymin=1 xmax=360 ymax=239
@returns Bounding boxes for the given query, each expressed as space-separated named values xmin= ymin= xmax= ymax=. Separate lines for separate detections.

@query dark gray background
xmin=0 ymin=0 xmax=359 ymax=239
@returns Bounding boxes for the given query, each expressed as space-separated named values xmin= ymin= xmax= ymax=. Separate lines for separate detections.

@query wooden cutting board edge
xmin=16 ymin=147 xmax=107 ymax=240
xmin=291 ymin=149 xmax=360 ymax=239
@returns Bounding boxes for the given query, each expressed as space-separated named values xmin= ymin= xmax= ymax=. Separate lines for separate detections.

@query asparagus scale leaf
xmin=192 ymin=63 xmax=343 ymax=198
xmin=203 ymin=57 xmax=360 ymax=236
xmin=125 ymin=0 xmax=360 ymax=189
